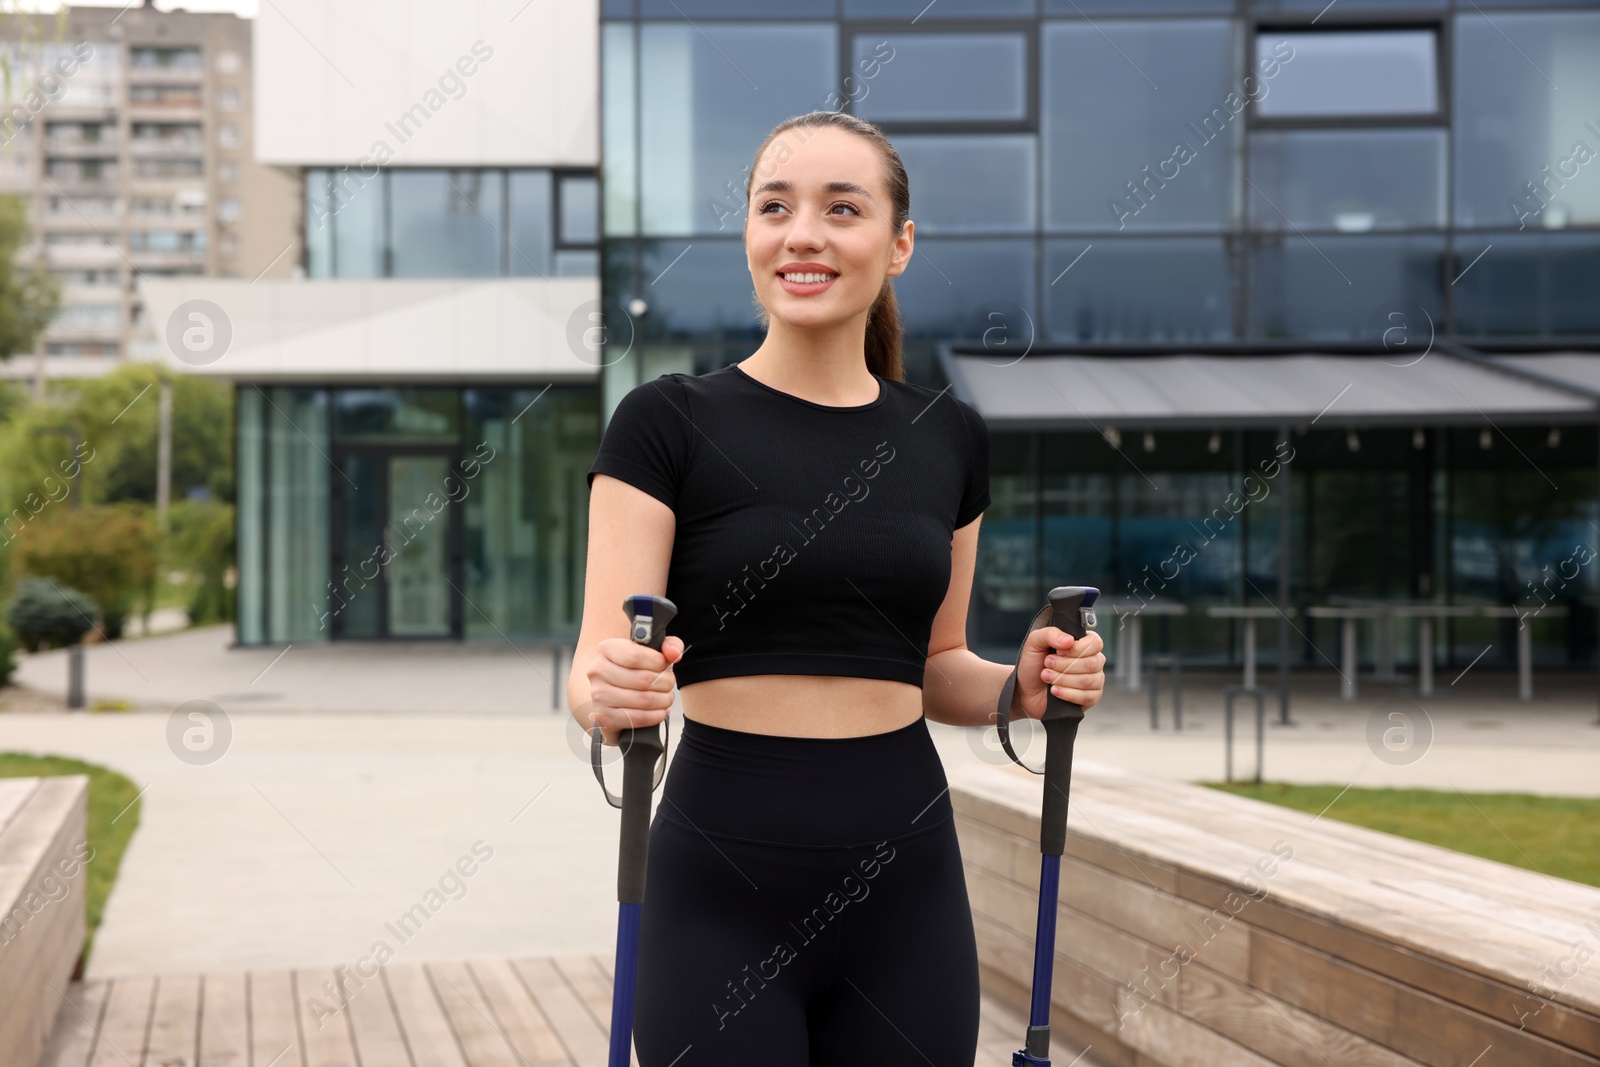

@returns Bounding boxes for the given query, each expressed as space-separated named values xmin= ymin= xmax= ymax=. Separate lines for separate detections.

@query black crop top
xmin=585 ymin=363 xmax=991 ymax=688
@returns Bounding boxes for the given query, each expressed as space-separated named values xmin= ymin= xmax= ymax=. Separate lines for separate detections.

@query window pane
xmin=1256 ymin=31 xmax=1438 ymax=118
xmin=331 ymin=169 xmax=384 ymax=278
xmin=602 ymin=24 xmax=637 ymax=237
xmin=1044 ymin=237 xmax=1232 ymax=342
xmin=1249 ymin=234 xmax=1445 ymax=340
xmin=1251 ymin=0 xmax=1441 ymax=9
xmin=1452 ymin=232 xmax=1600 ymax=337
xmin=639 ymin=24 xmax=835 ymax=236
xmin=895 ymin=135 xmax=1035 ymax=234
xmin=891 ymin=238 xmax=1035 ymax=342
xmin=637 ymin=239 xmax=764 ymax=341
xmin=1044 ymin=20 xmax=1239 ymax=232
xmin=265 ymin=387 xmax=329 ymax=643
xmin=560 ymin=175 xmax=599 ymax=244
xmin=849 ymin=0 xmax=1034 ymax=15
xmin=555 ymin=249 xmax=600 ymax=277
xmin=305 ymin=168 xmax=333 ymax=278
xmin=1248 ymin=129 xmax=1446 ymax=231
xmin=390 ymin=170 xmax=504 ymax=277
xmin=642 ymin=0 xmax=831 ymax=14
xmin=854 ymin=34 xmax=1026 ymax=123
xmin=333 ymin=388 xmax=461 ymax=444
xmin=464 ymin=386 xmax=600 ymax=640
xmin=236 ymin=386 xmax=265 ymax=644
xmin=508 ymin=170 xmax=553 ymax=277
xmin=1454 ymin=12 xmax=1600 ymax=228
xmin=1048 ymin=0 xmax=1227 ymax=9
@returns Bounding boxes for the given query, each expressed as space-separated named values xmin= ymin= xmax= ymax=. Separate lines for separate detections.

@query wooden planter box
xmin=0 ymin=777 xmax=91 ymax=1067
xmin=951 ymin=759 xmax=1600 ymax=1067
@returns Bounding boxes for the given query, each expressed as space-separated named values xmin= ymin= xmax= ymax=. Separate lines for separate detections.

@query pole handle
xmin=594 ymin=595 xmax=677 ymax=904
xmin=1037 ymin=587 xmax=1095 ymax=857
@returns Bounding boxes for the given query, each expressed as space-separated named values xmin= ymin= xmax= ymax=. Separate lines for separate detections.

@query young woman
xmin=572 ymin=110 xmax=1106 ymax=1066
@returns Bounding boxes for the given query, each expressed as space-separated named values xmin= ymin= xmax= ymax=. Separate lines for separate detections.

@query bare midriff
xmin=679 ymin=674 xmax=924 ymax=738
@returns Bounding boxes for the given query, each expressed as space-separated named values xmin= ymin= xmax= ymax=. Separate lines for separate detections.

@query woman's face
xmin=745 ymin=125 xmax=913 ymax=332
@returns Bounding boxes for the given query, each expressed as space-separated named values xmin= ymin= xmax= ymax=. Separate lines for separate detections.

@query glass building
xmin=216 ymin=0 xmax=1600 ymax=683
xmin=597 ymin=0 xmax=1600 ymax=674
xmin=231 ymin=166 xmax=603 ymax=644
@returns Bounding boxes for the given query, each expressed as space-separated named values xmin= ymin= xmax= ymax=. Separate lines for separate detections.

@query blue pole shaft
xmin=609 ymin=902 xmax=641 ymax=1067
xmin=1029 ymin=853 xmax=1060 ymax=1029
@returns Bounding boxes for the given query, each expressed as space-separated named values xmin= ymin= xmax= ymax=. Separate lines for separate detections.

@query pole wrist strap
xmin=994 ymin=600 xmax=1059 ymax=776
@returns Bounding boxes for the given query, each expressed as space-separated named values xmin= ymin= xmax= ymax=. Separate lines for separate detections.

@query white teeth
xmin=782 ymin=272 xmax=836 ymax=284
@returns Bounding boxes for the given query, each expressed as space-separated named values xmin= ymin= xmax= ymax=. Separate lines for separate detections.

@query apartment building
xmin=0 ymin=2 xmax=296 ymax=391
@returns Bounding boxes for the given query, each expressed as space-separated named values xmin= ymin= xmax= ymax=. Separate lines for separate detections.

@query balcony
xmin=44 ymin=240 xmax=123 ymax=267
xmin=41 ymin=137 xmax=119 ymax=155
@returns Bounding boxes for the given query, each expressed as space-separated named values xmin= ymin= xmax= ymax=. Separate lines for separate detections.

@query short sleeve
xmin=586 ymin=374 xmax=692 ymax=511
xmin=955 ymin=399 xmax=990 ymax=528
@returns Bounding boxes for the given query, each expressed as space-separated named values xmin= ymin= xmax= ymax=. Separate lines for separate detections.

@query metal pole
xmin=1341 ymin=617 xmax=1359 ymax=701
xmin=67 ymin=646 xmax=85 ymax=710
xmin=1418 ymin=616 xmax=1434 ymax=698
xmin=157 ymin=379 xmax=173 ymax=531
xmin=1243 ymin=617 xmax=1256 ymax=690
xmin=1277 ymin=423 xmax=1293 ymax=725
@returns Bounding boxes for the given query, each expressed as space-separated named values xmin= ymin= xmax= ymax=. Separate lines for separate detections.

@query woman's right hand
xmin=584 ymin=634 xmax=684 ymax=746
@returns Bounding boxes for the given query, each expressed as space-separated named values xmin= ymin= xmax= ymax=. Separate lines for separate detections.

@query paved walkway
xmin=1 ymin=626 xmax=1596 ymax=982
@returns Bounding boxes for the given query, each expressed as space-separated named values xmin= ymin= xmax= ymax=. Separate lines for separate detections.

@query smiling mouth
xmin=778 ymin=271 xmax=839 ymax=284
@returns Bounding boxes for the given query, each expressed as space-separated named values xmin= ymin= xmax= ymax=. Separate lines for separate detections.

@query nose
xmin=785 ymin=207 xmax=824 ymax=253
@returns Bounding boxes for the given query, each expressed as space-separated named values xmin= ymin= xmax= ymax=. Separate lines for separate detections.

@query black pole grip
xmin=616 ymin=595 xmax=676 ymax=905
xmin=1039 ymin=586 xmax=1096 ymax=857
xmin=617 ymin=724 xmax=663 ymax=904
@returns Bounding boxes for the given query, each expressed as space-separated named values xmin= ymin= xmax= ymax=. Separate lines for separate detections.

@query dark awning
xmin=936 ymin=340 xmax=1600 ymax=431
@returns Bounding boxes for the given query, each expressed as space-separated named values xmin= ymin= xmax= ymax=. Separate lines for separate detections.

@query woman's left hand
xmin=1013 ymin=627 xmax=1106 ymax=719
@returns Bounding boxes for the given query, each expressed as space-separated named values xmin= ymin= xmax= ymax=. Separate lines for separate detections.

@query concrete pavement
xmin=1 ymin=626 xmax=1596 ymax=979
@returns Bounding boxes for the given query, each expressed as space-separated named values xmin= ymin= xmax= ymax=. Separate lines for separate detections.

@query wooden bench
xmin=951 ymin=758 xmax=1600 ymax=1067
xmin=0 ymin=776 xmax=91 ymax=1067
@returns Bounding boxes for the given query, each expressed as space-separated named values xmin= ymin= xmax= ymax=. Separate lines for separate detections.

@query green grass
xmin=1203 ymin=782 xmax=1600 ymax=889
xmin=0 ymin=752 xmax=142 ymax=968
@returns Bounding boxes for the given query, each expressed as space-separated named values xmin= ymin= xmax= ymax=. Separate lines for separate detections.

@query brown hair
xmin=744 ymin=110 xmax=909 ymax=384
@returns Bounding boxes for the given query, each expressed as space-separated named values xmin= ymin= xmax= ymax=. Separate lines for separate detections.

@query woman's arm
xmin=567 ymin=474 xmax=681 ymax=741
xmin=923 ymin=514 xmax=1106 ymax=728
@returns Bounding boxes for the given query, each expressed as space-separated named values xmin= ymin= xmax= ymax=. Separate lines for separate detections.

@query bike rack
xmin=1144 ymin=654 xmax=1182 ymax=731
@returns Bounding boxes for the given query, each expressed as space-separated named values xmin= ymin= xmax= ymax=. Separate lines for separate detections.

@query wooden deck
xmin=40 ymin=953 xmax=1066 ymax=1066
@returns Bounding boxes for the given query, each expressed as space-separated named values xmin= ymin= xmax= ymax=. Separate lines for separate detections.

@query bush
xmin=0 ymin=625 xmax=16 ymax=685
xmin=5 ymin=577 xmax=97 ymax=651
xmin=11 ymin=504 xmax=159 ymax=639
xmin=166 ymin=500 xmax=235 ymax=625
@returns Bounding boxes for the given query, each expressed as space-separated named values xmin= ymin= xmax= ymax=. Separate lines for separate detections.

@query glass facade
xmin=597 ymin=2 xmax=1600 ymax=673
xmin=240 ymin=3 xmax=1600 ymax=675
xmin=304 ymin=167 xmax=600 ymax=279
xmin=237 ymin=385 xmax=598 ymax=644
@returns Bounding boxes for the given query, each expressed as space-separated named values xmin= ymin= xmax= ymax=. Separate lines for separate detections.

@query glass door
xmin=386 ymin=455 xmax=453 ymax=636
xmin=331 ymin=448 xmax=461 ymax=639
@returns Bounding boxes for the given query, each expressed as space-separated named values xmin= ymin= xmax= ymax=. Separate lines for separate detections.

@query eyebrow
xmin=751 ymin=178 xmax=875 ymax=201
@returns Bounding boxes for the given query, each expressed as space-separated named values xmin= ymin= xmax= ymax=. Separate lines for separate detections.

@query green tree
xmin=11 ymin=504 xmax=160 ymax=639
xmin=0 ymin=195 xmax=58 ymax=362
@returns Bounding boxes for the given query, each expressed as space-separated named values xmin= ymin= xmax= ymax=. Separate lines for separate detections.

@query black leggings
xmin=631 ymin=714 xmax=981 ymax=1066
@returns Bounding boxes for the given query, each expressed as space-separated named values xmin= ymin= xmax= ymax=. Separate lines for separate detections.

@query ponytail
xmin=863 ymin=278 xmax=902 ymax=382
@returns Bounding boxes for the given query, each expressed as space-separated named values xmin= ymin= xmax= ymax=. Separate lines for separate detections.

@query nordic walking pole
xmin=992 ymin=585 xmax=1100 ymax=1067
xmin=592 ymin=594 xmax=677 ymax=1067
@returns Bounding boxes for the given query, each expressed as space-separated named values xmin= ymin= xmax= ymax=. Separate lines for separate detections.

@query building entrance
xmin=330 ymin=448 xmax=462 ymax=639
